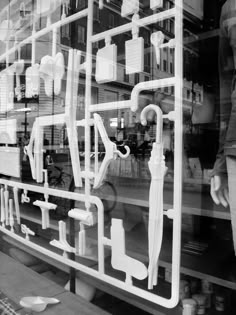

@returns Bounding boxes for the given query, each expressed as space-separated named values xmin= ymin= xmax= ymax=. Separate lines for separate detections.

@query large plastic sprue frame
xmin=0 ymin=0 xmax=183 ymax=308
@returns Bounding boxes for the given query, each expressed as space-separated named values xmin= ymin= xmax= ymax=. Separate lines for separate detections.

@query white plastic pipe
xmin=91 ymin=8 xmax=176 ymax=43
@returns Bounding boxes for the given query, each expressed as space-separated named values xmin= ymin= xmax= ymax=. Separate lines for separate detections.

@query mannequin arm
xmin=210 ymin=174 xmax=229 ymax=208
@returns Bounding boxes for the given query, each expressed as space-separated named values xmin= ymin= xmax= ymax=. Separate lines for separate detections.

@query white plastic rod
xmin=89 ymin=77 xmax=176 ymax=113
xmin=43 ymin=170 xmax=49 ymax=203
xmin=94 ymin=119 xmax=99 ymax=176
xmin=52 ymin=27 xmax=57 ymax=58
xmin=130 ymin=77 xmax=176 ymax=112
xmin=13 ymin=187 xmax=20 ymax=225
xmin=9 ymin=199 xmax=14 ymax=232
xmin=84 ymin=0 xmax=94 ymax=211
xmin=79 ymin=223 xmax=86 ymax=256
xmin=0 ymin=188 xmax=5 ymax=227
xmin=90 ymin=100 xmax=132 ymax=113
xmin=32 ymin=32 xmax=36 ymax=65
xmin=91 ymin=8 xmax=176 ymax=43
xmin=4 ymin=189 xmax=9 ymax=226
xmin=65 ymin=49 xmax=82 ymax=187
xmin=171 ymin=0 xmax=183 ymax=304
xmin=140 ymin=104 xmax=165 ymax=290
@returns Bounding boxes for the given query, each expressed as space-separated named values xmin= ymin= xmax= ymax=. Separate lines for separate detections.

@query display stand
xmin=0 ymin=0 xmax=183 ymax=309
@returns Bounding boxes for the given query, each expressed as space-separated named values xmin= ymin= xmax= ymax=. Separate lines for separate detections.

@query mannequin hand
xmin=210 ymin=175 xmax=229 ymax=208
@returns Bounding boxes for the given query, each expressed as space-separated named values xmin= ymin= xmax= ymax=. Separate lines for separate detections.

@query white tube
xmin=1 ymin=188 xmax=5 ymax=227
xmin=13 ymin=187 xmax=20 ymax=225
xmin=91 ymin=8 xmax=176 ymax=43
xmin=4 ymin=189 xmax=9 ymax=226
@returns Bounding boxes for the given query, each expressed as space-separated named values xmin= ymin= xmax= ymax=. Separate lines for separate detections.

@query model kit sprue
xmin=0 ymin=0 xmax=183 ymax=308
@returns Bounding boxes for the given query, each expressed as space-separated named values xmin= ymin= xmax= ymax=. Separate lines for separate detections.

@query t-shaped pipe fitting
xmin=33 ymin=200 xmax=57 ymax=229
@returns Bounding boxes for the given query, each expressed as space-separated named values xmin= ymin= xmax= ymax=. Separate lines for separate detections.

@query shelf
xmin=103 ymin=177 xmax=230 ymax=220
xmin=80 ymin=257 xmax=234 ymax=315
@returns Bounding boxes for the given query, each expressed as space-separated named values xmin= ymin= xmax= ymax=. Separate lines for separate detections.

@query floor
xmin=36 ymin=263 xmax=150 ymax=315
xmin=92 ymin=291 xmax=150 ymax=315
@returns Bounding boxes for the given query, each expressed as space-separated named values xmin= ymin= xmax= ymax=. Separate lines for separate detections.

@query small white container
xmin=192 ymin=294 xmax=207 ymax=315
xmin=182 ymin=299 xmax=197 ymax=315
xmin=179 ymin=280 xmax=191 ymax=302
xmin=215 ymin=295 xmax=225 ymax=311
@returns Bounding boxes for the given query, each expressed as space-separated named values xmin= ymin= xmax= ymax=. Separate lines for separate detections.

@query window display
xmin=0 ymin=0 xmax=183 ymax=310
xmin=0 ymin=0 xmax=235 ymax=314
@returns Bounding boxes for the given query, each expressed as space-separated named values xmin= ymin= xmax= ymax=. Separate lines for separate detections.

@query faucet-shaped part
xmin=33 ymin=200 xmax=57 ymax=229
xmin=150 ymin=31 xmax=165 ymax=66
xmin=21 ymin=224 xmax=35 ymax=241
xmin=21 ymin=189 xmax=30 ymax=203
xmin=50 ymin=221 xmax=75 ymax=257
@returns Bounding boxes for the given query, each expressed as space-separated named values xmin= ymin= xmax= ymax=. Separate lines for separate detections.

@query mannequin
xmin=211 ymin=0 xmax=236 ymax=254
